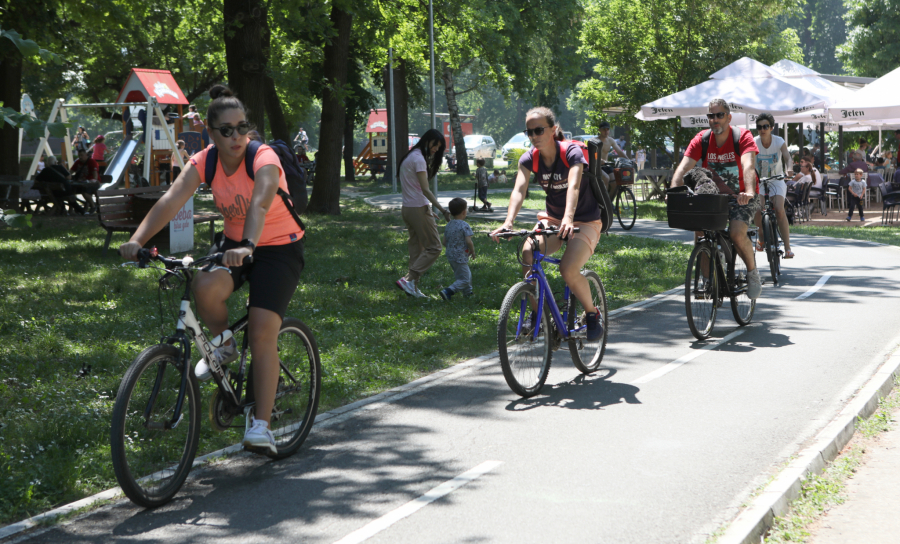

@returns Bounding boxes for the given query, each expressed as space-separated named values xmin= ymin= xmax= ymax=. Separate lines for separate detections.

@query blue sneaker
xmin=585 ymin=312 xmax=602 ymax=341
xmin=439 ymin=288 xmax=453 ymax=301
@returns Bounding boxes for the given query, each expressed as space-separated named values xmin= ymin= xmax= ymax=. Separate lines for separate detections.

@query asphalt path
xmin=9 ymin=227 xmax=900 ymax=543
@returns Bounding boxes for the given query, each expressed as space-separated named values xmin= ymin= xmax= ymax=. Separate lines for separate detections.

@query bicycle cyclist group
xmin=115 ymin=88 xmax=795 ymax=504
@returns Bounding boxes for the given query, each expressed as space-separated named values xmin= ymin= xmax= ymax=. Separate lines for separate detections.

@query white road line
xmin=794 ymin=273 xmax=833 ymax=300
xmin=631 ymin=329 xmax=748 ymax=385
xmin=333 ymin=461 xmax=503 ymax=544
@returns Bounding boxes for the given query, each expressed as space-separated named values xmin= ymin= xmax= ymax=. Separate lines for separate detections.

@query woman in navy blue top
xmin=490 ymin=107 xmax=603 ymax=340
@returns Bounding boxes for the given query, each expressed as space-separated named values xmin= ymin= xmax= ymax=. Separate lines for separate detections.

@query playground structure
xmin=353 ymin=110 xmax=475 ymax=178
xmin=26 ymin=69 xmax=197 ymax=189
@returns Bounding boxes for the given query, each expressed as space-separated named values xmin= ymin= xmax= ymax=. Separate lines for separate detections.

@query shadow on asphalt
xmin=504 ymin=369 xmax=642 ymax=413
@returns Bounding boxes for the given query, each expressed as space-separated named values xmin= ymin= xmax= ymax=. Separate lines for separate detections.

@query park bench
xmin=97 ymin=186 xmax=222 ymax=256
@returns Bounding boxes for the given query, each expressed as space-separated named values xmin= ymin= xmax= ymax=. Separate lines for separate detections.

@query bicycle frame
xmin=696 ymin=229 xmax=741 ymax=298
xmin=519 ymin=243 xmax=586 ymax=341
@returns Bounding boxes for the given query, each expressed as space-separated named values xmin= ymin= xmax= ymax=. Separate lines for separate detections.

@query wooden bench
xmin=97 ymin=186 xmax=222 ymax=256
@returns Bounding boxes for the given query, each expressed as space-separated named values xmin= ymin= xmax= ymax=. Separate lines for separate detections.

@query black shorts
xmin=220 ymin=237 xmax=305 ymax=318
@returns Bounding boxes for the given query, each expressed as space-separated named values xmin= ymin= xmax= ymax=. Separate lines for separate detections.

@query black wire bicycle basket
xmin=666 ymin=193 xmax=730 ymax=231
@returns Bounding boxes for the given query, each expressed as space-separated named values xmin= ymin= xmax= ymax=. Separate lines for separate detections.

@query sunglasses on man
xmin=209 ymin=122 xmax=254 ymax=138
xmin=706 ymin=112 xmax=727 ymax=120
xmin=524 ymin=126 xmax=550 ymax=137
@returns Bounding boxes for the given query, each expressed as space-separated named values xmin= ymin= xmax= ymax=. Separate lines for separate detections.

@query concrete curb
xmin=0 ymin=283 xmax=683 ymax=542
xmin=718 ymin=342 xmax=900 ymax=544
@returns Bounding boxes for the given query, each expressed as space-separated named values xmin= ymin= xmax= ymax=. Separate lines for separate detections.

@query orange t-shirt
xmin=191 ymin=145 xmax=304 ymax=246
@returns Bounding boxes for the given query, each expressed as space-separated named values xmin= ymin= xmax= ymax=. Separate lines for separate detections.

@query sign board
xmin=169 ymin=197 xmax=194 ymax=252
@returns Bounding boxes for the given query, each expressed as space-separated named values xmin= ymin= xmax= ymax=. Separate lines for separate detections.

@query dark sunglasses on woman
xmin=524 ymin=126 xmax=550 ymax=137
xmin=210 ymin=122 xmax=254 ymax=138
xmin=756 ymin=124 xmax=771 ymax=130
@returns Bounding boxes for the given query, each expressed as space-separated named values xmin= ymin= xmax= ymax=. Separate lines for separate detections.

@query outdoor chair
xmin=880 ymin=182 xmax=900 ymax=226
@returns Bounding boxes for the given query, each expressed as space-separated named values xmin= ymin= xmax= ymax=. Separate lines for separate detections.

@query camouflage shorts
xmin=729 ymin=194 xmax=761 ymax=225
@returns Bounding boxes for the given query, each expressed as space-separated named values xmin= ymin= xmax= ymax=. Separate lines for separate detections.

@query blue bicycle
xmin=493 ymin=226 xmax=608 ymax=397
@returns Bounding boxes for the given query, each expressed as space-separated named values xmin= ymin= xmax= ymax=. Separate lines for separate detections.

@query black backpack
xmin=204 ymin=139 xmax=307 ymax=231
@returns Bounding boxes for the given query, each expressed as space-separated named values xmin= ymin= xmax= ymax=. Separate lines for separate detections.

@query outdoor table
xmin=636 ymin=168 xmax=672 ymax=200
xmin=0 ymin=177 xmax=34 ymax=213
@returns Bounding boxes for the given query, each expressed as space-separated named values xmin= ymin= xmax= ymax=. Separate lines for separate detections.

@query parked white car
xmin=451 ymin=134 xmax=497 ymax=160
xmin=500 ymin=133 xmax=531 ymax=160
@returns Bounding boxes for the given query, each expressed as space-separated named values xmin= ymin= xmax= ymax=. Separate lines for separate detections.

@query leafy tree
xmin=578 ymin=0 xmax=803 ymax=163
xmin=838 ymin=0 xmax=900 ymax=77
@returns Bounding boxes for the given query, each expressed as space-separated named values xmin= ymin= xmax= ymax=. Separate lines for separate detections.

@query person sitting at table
xmin=35 ymin=156 xmax=86 ymax=215
xmin=70 ymin=150 xmax=100 ymax=213
xmin=182 ymin=105 xmax=205 ymax=132
xmin=840 ymin=151 xmax=869 ymax=175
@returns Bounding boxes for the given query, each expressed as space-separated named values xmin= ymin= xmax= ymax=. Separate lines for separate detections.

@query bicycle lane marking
xmin=630 ymin=328 xmax=750 ymax=385
xmin=794 ymin=273 xmax=833 ymax=300
xmin=332 ymin=461 xmax=503 ymax=544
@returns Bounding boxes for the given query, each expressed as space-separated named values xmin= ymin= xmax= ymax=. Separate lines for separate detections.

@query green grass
xmin=487 ymin=189 xmax=669 ymax=222
xmin=0 ymin=195 xmax=690 ymax=524
xmin=791 ymin=225 xmax=900 ymax=247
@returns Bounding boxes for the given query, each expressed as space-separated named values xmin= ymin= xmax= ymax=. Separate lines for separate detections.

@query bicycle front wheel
xmin=498 ymin=282 xmax=552 ymax=397
xmin=685 ymin=243 xmax=718 ymax=340
xmin=567 ymin=269 xmax=608 ymax=373
xmin=762 ymin=214 xmax=778 ymax=286
xmin=616 ymin=187 xmax=637 ymax=230
xmin=730 ymin=240 xmax=756 ymax=326
xmin=110 ymin=344 xmax=200 ymax=508
xmin=265 ymin=317 xmax=321 ymax=460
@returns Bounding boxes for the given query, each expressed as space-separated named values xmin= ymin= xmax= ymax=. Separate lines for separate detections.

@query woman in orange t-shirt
xmin=119 ymin=85 xmax=304 ymax=456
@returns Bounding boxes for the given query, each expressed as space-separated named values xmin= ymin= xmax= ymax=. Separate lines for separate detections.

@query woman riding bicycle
xmin=490 ymin=107 xmax=603 ymax=340
xmin=119 ymin=85 xmax=305 ymax=455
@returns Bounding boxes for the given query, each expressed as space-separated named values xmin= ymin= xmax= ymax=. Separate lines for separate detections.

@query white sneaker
xmin=412 ymin=284 xmax=427 ymax=298
xmin=396 ymin=277 xmax=417 ymax=297
xmin=243 ymin=417 xmax=276 ymax=456
xmin=747 ymin=269 xmax=762 ymax=300
xmin=194 ymin=339 xmax=238 ymax=382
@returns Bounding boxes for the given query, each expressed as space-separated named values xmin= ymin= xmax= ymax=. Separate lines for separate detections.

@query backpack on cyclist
xmin=204 ymin=139 xmax=308 ymax=231
xmin=529 ymin=139 xmax=612 ymax=234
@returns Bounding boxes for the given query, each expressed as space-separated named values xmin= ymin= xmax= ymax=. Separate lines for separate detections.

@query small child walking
xmin=475 ymin=158 xmax=491 ymax=211
xmin=440 ymin=198 xmax=475 ymax=300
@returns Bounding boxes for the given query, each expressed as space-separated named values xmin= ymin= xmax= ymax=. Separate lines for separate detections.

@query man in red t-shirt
xmin=70 ymin=150 xmax=100 ymax=181
xmin=671 ymin=98 xmax=762 ymax=300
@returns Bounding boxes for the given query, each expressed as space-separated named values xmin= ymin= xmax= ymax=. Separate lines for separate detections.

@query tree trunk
xmin=343 ymin=113 xmax=356 ymax=182
xmin=307 ymin=4 xmax=353 ymax=215
xmin=382 ymin=59 xmax=409 ymax=184
xmin=223 ymin=0 xmax=267 ymax=138
xmin=442 ymin=63 xmax=469 ymax=176
xmin=264 ymin=74 xmax=290 ymax=143
xmin=0 ymin=43 xmax=23 ymax=177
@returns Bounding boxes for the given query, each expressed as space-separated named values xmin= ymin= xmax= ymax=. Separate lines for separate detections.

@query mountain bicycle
xmin=110 ymin=248 xmax=321 ymax=507
xmin=602 ymin=162 xmax=637 ymax=230
xmin=493 ymin=226 xmax=608 ymax=397
xmin=680 ymin=197 xmax=757 ymax=340
xmin=758 ymin=175 xmax=784 ymax=286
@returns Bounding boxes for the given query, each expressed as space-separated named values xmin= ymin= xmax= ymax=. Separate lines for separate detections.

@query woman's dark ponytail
xmin=206 ymin=84 xmax=248 ymax=128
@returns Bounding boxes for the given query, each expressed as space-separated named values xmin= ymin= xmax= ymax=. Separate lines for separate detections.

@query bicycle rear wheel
xmin=729 ymin=241 xmax=756 ymax=325
xmin=260 ymin=317 xmax=321 ymax=460
xmin=616 ymin=187 xmax=637 ymax=230
xmin=567 ymin=269 xmax=608 ymax=373
xmin=685 ymin=243 xmax=718 ymax=340
xmin=498 ymin=282 xmax=552 ymax=397
xmin=110 ymin=344 xmax=200 ymax=507
xmin=762 ymin=214 xmax=778 ymax=285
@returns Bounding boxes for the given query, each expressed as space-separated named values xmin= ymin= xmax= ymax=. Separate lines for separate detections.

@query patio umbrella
xmin=828 ymin=65 xmax=900 ymax=122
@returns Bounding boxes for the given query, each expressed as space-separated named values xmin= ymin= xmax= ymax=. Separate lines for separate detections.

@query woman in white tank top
xmin=752 ymin=113 xmax=795 ymax=259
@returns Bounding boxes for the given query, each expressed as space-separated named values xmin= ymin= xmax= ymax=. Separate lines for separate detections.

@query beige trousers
xmin=401 ymin=205 xmax=442 ymax=282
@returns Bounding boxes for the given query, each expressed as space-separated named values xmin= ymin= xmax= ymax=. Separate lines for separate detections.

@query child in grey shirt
xmin=847 ymin=169 xmax=867 ymax=222
xmin=440 ymin=198 xmax=475 ymax=300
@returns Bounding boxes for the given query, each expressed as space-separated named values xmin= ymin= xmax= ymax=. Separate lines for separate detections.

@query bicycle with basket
xmin=666 ymin=188 xmax=758 ymax=340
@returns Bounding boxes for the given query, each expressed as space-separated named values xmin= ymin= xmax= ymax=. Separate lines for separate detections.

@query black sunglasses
xmin=210 ymin=122 xmax=253 ymax=138
xmin=524 ymin=126 xmax=551 ymax=137
xmin=756 ymin=124 xmax=771 ymax=130
xmin=706 ymin=112 xmax=727 ymax=120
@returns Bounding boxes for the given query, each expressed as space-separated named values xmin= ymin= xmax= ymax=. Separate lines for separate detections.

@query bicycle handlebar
xmin=130 ymin=247 xmax=253 ymax=270
xmin=490 ymin=226 xmax=581 ymax=239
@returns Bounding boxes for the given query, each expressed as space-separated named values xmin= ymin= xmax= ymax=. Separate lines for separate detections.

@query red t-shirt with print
xmin=191 ymin=145 xmax=304 ymax=246
xmin=685 ymin=127 xmax=759 ymax=193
